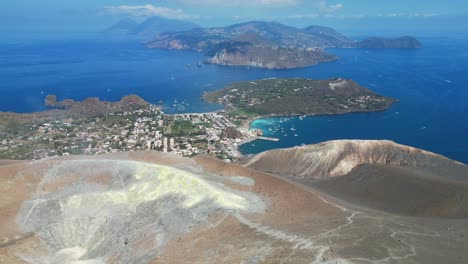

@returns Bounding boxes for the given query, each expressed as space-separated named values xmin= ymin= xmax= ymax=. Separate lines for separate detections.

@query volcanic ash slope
xmin=245 ymin=140 xmax=468 ymax=218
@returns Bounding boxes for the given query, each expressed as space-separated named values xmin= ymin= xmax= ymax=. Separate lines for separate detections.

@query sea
xmin=0 ymin=37 xmax=467 ymax=163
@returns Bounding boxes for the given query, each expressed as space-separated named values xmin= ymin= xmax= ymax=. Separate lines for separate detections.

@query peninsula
xmin=203 ymin=78 xmax=396 ymax=119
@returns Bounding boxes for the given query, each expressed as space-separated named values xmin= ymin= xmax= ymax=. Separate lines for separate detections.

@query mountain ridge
xmin=146 ymin=21 xmax=421 ymax=69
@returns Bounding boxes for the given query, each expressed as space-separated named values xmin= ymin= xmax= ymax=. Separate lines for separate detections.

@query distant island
xmin=145 ymin=21 xmax=421 ymax=69
xmin=203 ymin=78 xmax=396 ymax=119
xmin=357 ymin=36 xmax=423 ymax=49
xmin=104 ymin=16 xmax=199 ymax=39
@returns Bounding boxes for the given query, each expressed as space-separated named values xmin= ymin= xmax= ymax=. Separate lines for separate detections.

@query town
xmin=0 ymin=104 xmax=265 ymax=162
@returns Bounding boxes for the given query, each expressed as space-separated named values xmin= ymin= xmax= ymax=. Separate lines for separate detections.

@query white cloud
xmin=102 ymin=5 xmax=197 ymax=19
xmin=316 ymin=1 xmax=343 ymax=13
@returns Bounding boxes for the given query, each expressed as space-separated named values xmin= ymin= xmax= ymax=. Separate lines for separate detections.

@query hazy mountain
xmin=104 ymin=18 xmax=139 ymax=36
xmin=131 ymin=16 xmax=199 ymax=38
xmin=105 ymin=16 xmax=199 ymax=39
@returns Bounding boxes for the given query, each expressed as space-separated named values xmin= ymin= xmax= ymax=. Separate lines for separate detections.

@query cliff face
xmin=207 ymin=45 xmax=336 ymax=69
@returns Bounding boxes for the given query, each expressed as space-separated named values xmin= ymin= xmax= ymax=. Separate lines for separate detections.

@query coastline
xmin=237 ymin=103 xmax=398 ymax=133
xmin=0 ymin=91 xmax=396 ymax=161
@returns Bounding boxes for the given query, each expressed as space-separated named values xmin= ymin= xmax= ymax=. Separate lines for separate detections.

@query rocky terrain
xmin=245 ymin=140 xmax=468 ymax=218
xmin=207 ymin=45 xmax=336 ymax=69
xmin=357 ymin=36 xmax=423 ymax=49
xmin=145 ymin=21 xmax=421 ymax=69
xmin=1 ymin=140 xmax=467 ymax=263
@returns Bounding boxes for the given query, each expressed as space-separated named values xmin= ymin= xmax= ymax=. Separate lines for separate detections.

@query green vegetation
xmin=166 ymin=120 xmax=204 ymax=137
xmin=204 ymin=78 xmax=396 ymax=117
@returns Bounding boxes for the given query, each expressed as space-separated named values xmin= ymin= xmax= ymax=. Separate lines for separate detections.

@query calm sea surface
xmin=0 ymin=37 xmax=467 ymax=163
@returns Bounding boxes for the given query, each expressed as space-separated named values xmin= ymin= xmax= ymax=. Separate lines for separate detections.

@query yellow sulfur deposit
xmin=61 ymin=162 xmax=252 ymax=214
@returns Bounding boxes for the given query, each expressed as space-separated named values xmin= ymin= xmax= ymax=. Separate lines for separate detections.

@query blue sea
xmin=0 ymin=37 xmax=467 ymax=163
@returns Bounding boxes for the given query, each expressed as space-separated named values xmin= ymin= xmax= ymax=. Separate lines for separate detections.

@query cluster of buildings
xmin=0 ymin=105 xmax=261 ymax=162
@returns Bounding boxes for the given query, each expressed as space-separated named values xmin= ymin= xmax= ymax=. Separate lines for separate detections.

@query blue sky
xmin=2 ymin=0 xmax=468 ymax=39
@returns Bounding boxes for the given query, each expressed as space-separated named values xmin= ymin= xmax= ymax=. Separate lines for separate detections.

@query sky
xmin=2 ymin=0 xmax=468 ymax=40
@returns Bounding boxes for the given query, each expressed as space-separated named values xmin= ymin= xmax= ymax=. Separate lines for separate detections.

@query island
xmin=146 ymin=21 xmax=353 ymax=69
xmin=203 ymin=78 xmax=396 ymax=119
xmin=357 ymin=36 xmax=423 ymax=49
xmin=145 ymin=21 xmax=421 ymax=69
